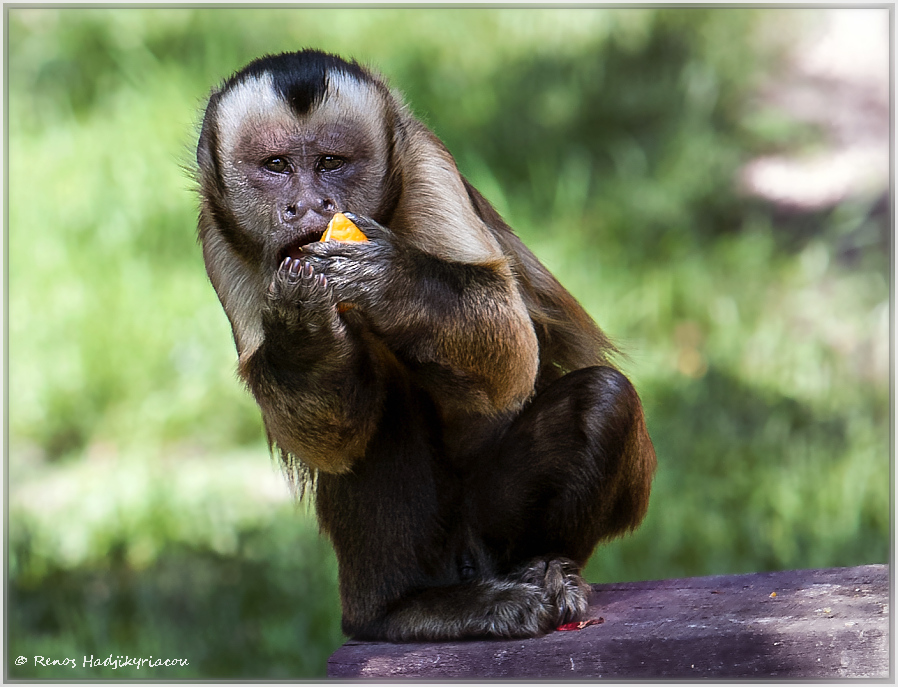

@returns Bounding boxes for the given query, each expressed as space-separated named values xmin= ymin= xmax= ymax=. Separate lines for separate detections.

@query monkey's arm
xmin=301 ymin=215 xmax=540 ymax=418
xmin=238 ymin=259 xmax=389 ymax=474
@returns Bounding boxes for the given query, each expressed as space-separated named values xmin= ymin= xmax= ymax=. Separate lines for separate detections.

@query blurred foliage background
xmin=7 ymin=7 xmax=890 ymax=680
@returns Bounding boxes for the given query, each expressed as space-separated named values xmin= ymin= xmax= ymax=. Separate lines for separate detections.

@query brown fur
xmin=196 ymin=50 xmax=656 ymax=641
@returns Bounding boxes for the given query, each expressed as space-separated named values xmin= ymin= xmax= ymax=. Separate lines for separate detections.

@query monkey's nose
xmin=281 ymin=199 xmax=337 ymax=223
xmin=281 ymin=203 xmax=308 ymax=223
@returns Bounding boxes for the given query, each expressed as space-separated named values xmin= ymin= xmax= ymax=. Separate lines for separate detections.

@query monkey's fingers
xmin=276 ymin=256 xmax=315 ymax=285
xmin=341 ymin=212 xmax=394 ymax=241
xmin=270 ymin=257 xmax=333 ymax=308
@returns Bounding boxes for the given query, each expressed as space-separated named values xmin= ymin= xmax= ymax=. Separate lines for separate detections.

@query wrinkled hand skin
xmin=267 ymin=258 xmax=346 ymax=340
xmin=261 ymin=213 xmax=396 ymax=363
xmin=293 ymin=213 xmax=400 ymax=326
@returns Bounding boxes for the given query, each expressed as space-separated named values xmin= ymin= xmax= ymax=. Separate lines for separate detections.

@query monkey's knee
xmin=484 ymin=365 xmax=656 ymax=562
xmin=576 ymin=366 xmax=645 ymax=448
xmin=510 ymin=365 xmax=650 ymax=464
xmin=575 ymin=366 xmax=657 ymax=541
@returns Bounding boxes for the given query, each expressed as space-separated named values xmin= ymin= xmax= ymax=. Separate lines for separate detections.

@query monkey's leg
xmin=316 ymin=395 xmax=592 ymax=643
xmin=475 ymin=365 xmax=657 ymax=569
xmin=356 ymin=560 xmax=589 ymax=641
xmin=329 ymin=366 xmax=654 ymax=642
xmin=334 ymin=538 xmax=590 ymax=641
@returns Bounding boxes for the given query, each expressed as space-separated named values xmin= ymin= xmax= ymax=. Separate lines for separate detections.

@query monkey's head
xmin=196 ymin=51 xmax=413 ymax=353
xmin=197 ymin=51 xmax=401 ymax=275
xmin=197 ymin=50 xmax=508 ymax=357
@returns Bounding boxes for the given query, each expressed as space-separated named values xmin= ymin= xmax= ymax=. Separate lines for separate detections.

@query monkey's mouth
xmin=280 ymin=231 xmax=325 ymax=263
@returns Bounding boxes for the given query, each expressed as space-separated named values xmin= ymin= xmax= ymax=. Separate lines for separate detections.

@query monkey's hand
xmin=296 ymin=213 xmax=399 ymax=317
xmin=265 ymin=256 xmax=349 ymax=348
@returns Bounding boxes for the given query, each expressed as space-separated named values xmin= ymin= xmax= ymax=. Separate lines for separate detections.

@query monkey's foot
xmin=514 ymin=557 xmax=591 ymax=630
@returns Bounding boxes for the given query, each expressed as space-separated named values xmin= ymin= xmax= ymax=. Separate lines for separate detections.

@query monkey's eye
xmin=317 ymin=156 xmax=345 ymax=172
xmin=263 ymin=157 xmax=290 ymax=173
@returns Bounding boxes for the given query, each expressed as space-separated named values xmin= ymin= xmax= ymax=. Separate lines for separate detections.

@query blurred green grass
xmin=7 ymin=7 xmax=889 ymax=680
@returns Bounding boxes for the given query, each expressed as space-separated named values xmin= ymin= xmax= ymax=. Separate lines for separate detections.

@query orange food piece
xmin=321 ymin=213 xmax=368 ymax=243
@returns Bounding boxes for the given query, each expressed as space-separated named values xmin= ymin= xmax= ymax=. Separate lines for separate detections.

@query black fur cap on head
xmin=196 ymin=50 xmax=380 ymax=178
xmin=220 ymin=49 xmax=376 ymax=117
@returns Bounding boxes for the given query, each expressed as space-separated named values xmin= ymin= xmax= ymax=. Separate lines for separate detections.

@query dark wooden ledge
xmin=328 ymin=564 xmax=889 ymax=679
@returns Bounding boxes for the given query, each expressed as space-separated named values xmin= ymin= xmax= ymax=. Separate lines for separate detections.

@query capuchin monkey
xmin=196 ymin=49 xmax=656 ymax=642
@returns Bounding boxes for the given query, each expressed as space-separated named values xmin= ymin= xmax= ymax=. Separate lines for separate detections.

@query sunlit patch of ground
xmin=740 ymin=9 xmax=889 ymax=210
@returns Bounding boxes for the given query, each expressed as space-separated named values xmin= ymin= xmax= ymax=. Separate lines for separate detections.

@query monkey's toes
xmin=543 ymin=558 xmax=591 ymax=626
xmin=515 ymin=558 xmax=549 ymax=586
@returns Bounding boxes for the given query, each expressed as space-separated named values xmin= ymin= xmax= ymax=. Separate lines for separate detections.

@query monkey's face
xmin=204 ymin=70 xmax=393 ymax=274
